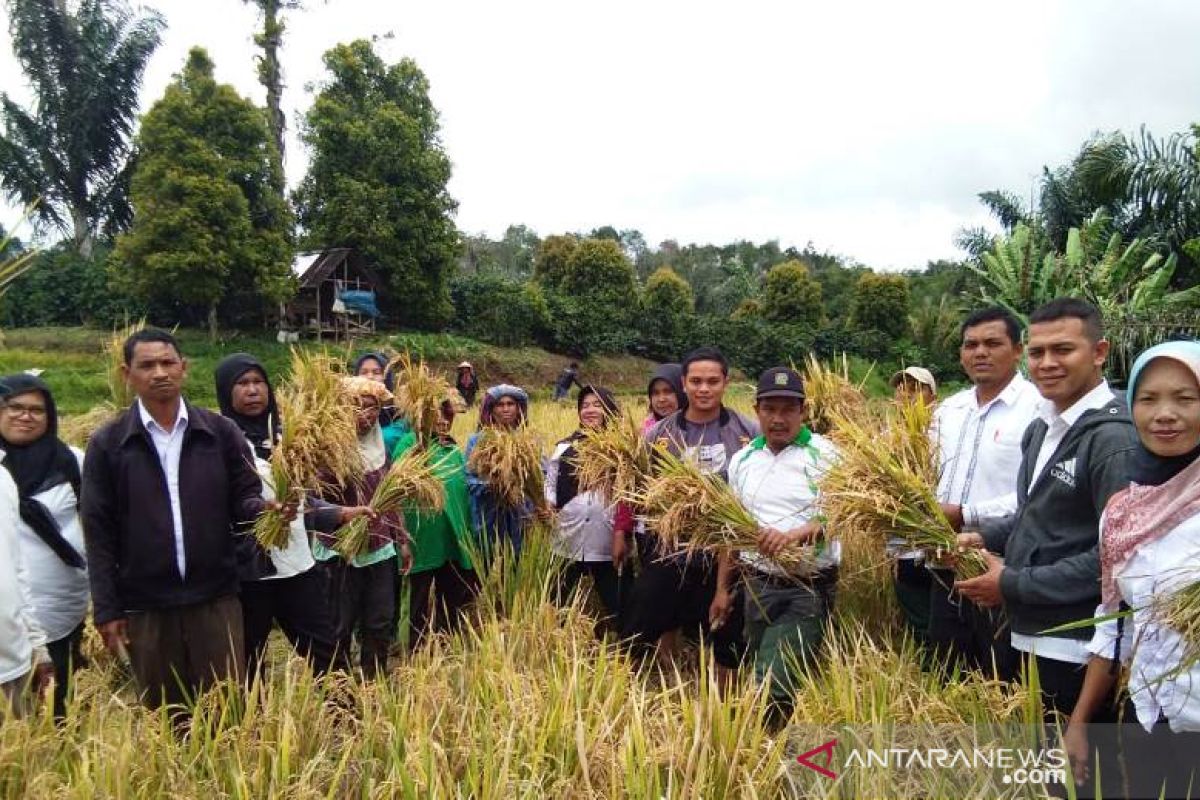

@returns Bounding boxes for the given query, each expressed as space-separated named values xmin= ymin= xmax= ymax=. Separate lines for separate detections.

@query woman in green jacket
xmin=392 ymin=398 xmax=479 ymax=648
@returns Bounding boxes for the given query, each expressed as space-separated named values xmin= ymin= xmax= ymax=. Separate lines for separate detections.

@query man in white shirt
xmin=955 ymin=299 xmax=1139 ymax=723
xmin=926 ymin=307 xmax=1040 ymax=677
xmin=713 ymin=366 xmax=839 ymax=716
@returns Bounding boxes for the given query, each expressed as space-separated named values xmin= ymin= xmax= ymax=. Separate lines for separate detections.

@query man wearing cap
xmin=714 ymin=365 xmax=839 ymax=716
xmin=929 ymin=307 xmax=1041 ymax=677
xmin=890 ymin=366 xmax=938 ymax=407
xmin=887 ymin=366 xmax=939 ymax=648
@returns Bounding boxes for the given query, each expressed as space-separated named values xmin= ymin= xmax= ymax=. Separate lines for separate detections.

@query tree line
xmin=1 ymin=0 xmax=1196 ymax=381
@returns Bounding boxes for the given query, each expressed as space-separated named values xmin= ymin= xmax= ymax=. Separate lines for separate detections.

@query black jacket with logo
xmin=980 ymin=397 xmax=1138 ymax=640
xmin=81 ymin=402 xmax=266 ymax=625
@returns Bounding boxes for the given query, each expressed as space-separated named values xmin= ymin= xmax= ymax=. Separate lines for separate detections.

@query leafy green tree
xmin=450 ymin=272 xmax=549 ymax=346
xmin=545 ymin=238 xmax=638 ymax=356
xmin=849 ymin=273 xmax=910 ymax=339
xmin=533 ymin=234 xmax=578 ymax=290
xmin=640 ymin=266 xmax=695 ymax=360
xmin=111 ymin=48 xmax=293 ymax=337
xmin=295 ymin=40 xmax=458 ymax=329
xmin=0 ymin=0 xmax=164 ymax=255
xmin=761 ymin=259 xmax=823 ymax=326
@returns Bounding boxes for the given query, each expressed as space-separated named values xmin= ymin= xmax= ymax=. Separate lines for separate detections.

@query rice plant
xmin=334 ymin=445 xmax=446 ymax=559
xmin=466 ymin=425 xmax=546 ymax=510
xmin=253 ymin=349 xmax=362 ymax=549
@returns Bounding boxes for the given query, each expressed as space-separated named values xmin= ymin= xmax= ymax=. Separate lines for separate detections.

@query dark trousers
xmin=927 ymin=568 xmax=1018 ymax=680
xmin=126 ymin=594 xmax=244 ymax=710
xmin=45 ymin=622 xmax=86 ymax=720
xmin=1117 ymin=701 xmax=1200 ymax=799
xmin=554 ymin=559 xmax=634 ymax=633
xmin=744 ymin=569 xmax=836 ymax=708
xmin=405 ymin=562 xmax=479 ymax=647
xmin=321 ymin=556 xmax=397 ymax=678
xmin=241 ymin=567 xmax=345 ymax=677
xmin=892 ymin=558 xmax=932 ymax=646
xmin=622 ymin=553 xmax=745 ymax=669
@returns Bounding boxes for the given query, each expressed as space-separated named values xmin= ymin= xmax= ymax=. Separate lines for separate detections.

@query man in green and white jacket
xmin=713 ymin=366 xmax=839 ymax=711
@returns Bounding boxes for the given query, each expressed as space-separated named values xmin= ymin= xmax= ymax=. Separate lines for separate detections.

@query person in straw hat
xmin=310 ymin=376 xmax=412 ymax=678
xmin=455 ymin=362 xmax=479 ymax=408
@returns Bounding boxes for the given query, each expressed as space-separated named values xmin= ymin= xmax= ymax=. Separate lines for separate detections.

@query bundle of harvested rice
xmin=389 ymin=352 xmax=456 ymax=441
xmin=466 ymin=425 xmax=545 ymax=510
xmin=335 ymin=446 xmax=446 ymax=559
xmin=253 ymin=350 xmax=362 ymax=549
xmin=633 ymin=450 xmax=817 ymax=573
xmin=1154 ymin=578 xmax=1200 ymax=671
xmin=820 ymin=398 xmax=986 ymax=578
xmin=800 ymin=353 xmax=869 ymax=436
xmin=572 ymin=412 xmax=654 ymax=502
xmin=60 ymin=319 xmax=146 ymax=446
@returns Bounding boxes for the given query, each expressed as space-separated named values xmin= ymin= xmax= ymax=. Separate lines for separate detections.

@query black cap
xmin=756 ymin=366 xmax=805 ymax=400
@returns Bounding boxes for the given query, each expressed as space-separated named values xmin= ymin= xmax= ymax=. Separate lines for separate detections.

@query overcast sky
xmin=2 ymin=0 xmax=1199 ymax=269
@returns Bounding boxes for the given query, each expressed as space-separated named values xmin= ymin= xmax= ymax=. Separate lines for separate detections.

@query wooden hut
xmin=281 ymin=248 xmax=384 ymax=342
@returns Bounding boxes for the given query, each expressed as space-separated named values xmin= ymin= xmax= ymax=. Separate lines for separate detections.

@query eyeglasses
xmin=4 ymin=403 xmax=47 ymax=419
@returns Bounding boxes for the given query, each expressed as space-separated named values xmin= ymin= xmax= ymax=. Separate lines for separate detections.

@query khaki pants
xmin=127 ymin=594 xmax=244 ymax=709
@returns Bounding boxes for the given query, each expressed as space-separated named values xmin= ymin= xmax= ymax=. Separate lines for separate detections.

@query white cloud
xmin=1 ymin=0 xmax=1197 ymax=269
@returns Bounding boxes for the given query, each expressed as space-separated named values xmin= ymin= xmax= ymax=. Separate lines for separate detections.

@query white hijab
xmin=358 ymin=422 xmax=387 ymax=472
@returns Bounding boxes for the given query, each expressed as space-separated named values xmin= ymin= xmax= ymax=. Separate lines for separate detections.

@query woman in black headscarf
xmin=213 ymin=354 xmax=368 ymax=677
xmin=0 ymin=374 xmax=88 ymax=719
xmin=545 ymin=385 xmax=632 ymax=632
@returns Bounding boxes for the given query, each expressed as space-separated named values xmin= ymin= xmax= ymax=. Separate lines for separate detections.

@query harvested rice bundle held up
xmin=253 ymin=349 xmax=362 ymax=549
xmin=335 ymin=445 xmax=446 ymax=559
xmin=466 ymin=425 xmax=545 ymax=510
xmin=60 ymin=319 xmax=146 ymax=446
xmin=1154 ymin=578 xmax=1200 ymax=671
xmin=820 ymin=398 xmax=986 ymax=578
xmin=634 ymin=450 xmax=817 ymax=574
xmin=800 ymin=352 xmax=869 ymax=436
xmin=389 ymin=352 xmax=457 ymax=441
xmin=572 ymin=411 xmax=654 ymax=502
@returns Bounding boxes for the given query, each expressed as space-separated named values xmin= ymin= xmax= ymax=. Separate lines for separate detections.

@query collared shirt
xmin=137 ymin=399 xmax=189 ymax=580
xmin=935 ymin=372 xmax=1041 ymax=529
xmin=1087 ymin=510 xmax=1200 ymax=732
xmin=728 ymin=430 xmax=839 ymax=577
xmin=1029 ymin=380 xmax=1115 ymax=492
xmin=1010 ymin=379 xmax=1116 ymax=664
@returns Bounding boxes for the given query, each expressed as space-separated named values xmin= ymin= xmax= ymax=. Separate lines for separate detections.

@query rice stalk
xmin=572 ymin=411 xmax=654 ymax=502
xmin=632 ymin=449 xmax=817 ymax=574
xmin=253 ymin=349 xmax=362 ymax=549
xmin=389 ymin=352 xmax=457 ymax=442
xmin=335 ymin=445 xmax=446 ymax=559
xmin=466 ymin=425 xmax=546 ymax=510
xmin=820 ymin=398 xmax=986 ymax=578
xmin=800 ymin=352 xmax=869 ymax=436
xmin=1154 ymin=578 xmax=1200 ymax=671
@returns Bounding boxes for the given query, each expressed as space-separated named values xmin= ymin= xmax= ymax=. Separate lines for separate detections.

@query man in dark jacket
xmin=553 ymin=362 xmax=581 ymax=401
xmin=82 ymin=329 xmax=274 ymax=710
xmin=955 ymin=299 xmax=1138 ymax=722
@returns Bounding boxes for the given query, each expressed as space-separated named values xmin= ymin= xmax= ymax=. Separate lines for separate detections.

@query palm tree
xmin=0 ymin=0 xmax=164 ymax=256
xmin=1076 ymin=125 xmax=1200 ymax=271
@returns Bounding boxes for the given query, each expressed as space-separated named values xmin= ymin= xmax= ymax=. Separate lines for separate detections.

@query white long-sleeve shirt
xmin=1087 ymin=509 xmax=1200 ymax=732
xmin=934 ymin=373 xmax=1041 ymax=528
xmin=14 ymin=447 xmax=89 ymax=641
xmin=137 ymin=399 xmax=189 ymax=579
xmin=0 ymin=456 xmax=50 ymax=684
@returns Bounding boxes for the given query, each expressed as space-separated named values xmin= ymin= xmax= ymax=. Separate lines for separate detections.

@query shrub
xmin=450 ymin=272 xmax=550 ymax=347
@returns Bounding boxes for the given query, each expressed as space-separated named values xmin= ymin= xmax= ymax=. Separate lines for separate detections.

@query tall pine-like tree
xmin=112 ymin=48 xmax=293 ymax=336
xmin=294 ymin=40 xmax=458 ymax=329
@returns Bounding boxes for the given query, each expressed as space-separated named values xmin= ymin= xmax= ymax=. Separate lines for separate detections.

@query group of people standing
xmin=0 ymin=300 xmax=1197 ymax=796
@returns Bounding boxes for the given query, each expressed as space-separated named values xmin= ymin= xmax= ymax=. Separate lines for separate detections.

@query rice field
xmin=2 ymin=344 xmax=1060 ymax=799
